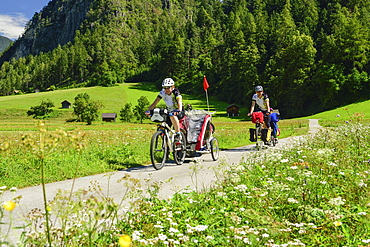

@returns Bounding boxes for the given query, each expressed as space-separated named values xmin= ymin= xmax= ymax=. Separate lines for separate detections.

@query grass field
xmin=300 ymin=99 xmax=370 ymax=127
xmin=0 ymin=84 xmax=369 ymax=246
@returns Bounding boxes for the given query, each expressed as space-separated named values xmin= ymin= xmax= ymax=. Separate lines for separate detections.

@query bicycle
xmin=270 ymin=121 xmax=279 ymax=146
xmin=250 ymin=111 xmax=271 ymax=150
xmin=148 ymin=108 xmax=187 ymax=170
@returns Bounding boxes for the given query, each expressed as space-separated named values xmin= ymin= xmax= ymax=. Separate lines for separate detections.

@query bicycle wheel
xmin=150 ymin=131 xmax=168 ymax=170
xmin=272 ymin=135 xmax=277 ymax=146
xmin=210 ymin=137 xmax=219 ymax=161
xmin=173 ymin=132 xmax=186 ymax=165
xmin=256 ymin=126 xmax=263 ymax=150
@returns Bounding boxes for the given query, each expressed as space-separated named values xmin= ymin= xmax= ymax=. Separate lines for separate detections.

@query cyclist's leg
xmin=264 ymin=113 xmax=271 ymax=129
xmin=271 ymin=122 xmax=276 ymax=136
xmin=170 ymin=111 xmax=185 ymax=133
xmin=166 ymin=116 xmax=173 ymax=128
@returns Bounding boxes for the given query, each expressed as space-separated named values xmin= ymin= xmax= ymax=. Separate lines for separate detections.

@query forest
xmin=0 ymin=0 xmax=369 ymax=118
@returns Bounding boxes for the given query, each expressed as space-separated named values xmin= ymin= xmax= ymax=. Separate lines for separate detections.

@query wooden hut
xmin=102 ymin=113 xmax=117 ymax=122
xmin=226 ymin=104 xmax=240 ymax=117
xmin=61 ymin=100 xmax=71 ymax=109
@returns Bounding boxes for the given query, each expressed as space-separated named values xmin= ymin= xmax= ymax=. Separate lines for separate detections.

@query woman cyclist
xmin=247 ymin=85 xmax=271 ymax=144
xmin=247 ymin=85 xmax=271 ymax=126
xmin=146 ymin=78 xmax=184 ymax=139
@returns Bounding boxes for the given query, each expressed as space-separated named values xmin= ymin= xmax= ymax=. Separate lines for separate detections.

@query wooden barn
xmin=102 ymin=113 xmax=117 ymax=122
xmin=226 ymin=104 xmax=240 ymax=117
xmin=61 ymin=100 xmax=71 ymax=109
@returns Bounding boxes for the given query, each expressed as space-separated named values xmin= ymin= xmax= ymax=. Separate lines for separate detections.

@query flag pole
xmin=203 ymin=75 xmax=210 ymax=111
xmin=205 ymin=89 xmax=210 ymax=112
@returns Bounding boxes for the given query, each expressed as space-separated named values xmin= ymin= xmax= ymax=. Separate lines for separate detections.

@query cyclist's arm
xmin=248 ymin=101 xmax=256 ymax=116
xmin=176 ymin=95 xmax=183 ymax=111
xmin=148 ymin=97 xmax=161 ymax=111
xmin=266 ymin=100 xmax=271 ymax=114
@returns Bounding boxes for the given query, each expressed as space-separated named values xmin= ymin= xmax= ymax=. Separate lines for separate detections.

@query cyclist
xmin=146 ymin=78 xmax=185 ymax=138
xmin=270 ymin=107 xmax=280 ymax=143
xmin=247 ymin=85 xmax=271 ymax=144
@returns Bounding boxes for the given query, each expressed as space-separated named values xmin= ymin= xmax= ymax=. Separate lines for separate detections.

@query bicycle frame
xmin=156 ymin=121 xmax=177 ymax=152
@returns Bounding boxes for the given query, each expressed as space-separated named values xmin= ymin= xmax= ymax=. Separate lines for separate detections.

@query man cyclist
xmin=146 ymin=78 xmax=184 ymax=138
xmin=247 ymin=85 xmax=271 ymax=144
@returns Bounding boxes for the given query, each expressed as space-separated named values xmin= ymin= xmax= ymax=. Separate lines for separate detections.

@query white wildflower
xmin=288 ymin=198 xmax=299 ymax=204
xmin=358 ymin=180 xmax=367 ymax=187
xmin=328 ymin=196 xmax=346 ymax=206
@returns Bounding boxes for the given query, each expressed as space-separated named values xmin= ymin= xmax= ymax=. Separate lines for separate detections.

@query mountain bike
xmin=148 ymin=108 xmax=187 ymax=170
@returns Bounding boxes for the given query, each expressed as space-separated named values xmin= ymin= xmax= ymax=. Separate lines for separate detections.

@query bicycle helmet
xmin=162 ymin=78 xmax=175 ymax=87
xmin=255 ymin=85 xmax=263 ymax=92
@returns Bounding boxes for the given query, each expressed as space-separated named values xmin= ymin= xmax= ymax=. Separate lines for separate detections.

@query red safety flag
xmin=203 ymin=76 xmax=209 ymax=91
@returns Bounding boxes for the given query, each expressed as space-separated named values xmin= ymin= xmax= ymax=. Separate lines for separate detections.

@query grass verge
xmin=1 ymin=122 xmax=367 ymax=246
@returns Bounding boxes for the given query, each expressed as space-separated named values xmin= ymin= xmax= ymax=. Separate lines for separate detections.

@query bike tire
xmin=173 ymin=131 xmax=186 ymax=165
xmin=272 ymin=135 xmax=277 ymax=146
xmin=150 ymin=131 xmax=168 ymax=170
xmin=256 ymin=125 xmax=263 ymax=150
xmin=210 ymin=137 xmax=220 ymax=161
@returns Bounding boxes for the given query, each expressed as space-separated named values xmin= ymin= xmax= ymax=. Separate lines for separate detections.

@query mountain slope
xmin=0 ymin=0 xmax=94 ymax=62
xmin=0 ymin=36 xmax=12 ymax=54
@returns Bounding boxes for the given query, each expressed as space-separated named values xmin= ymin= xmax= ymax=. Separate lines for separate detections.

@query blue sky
xmin=0 ymin=0 xmax=49 ymax=39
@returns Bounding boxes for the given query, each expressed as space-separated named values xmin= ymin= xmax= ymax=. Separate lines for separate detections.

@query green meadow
xmin=0 ymin=82 xmax=369 ymax=189
xmin=0 ymin=83 xmax=369 ymax=246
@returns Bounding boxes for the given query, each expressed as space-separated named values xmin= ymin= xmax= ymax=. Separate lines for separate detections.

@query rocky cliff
xmin=0 ymin=36 xmax=12 ymax=54
xmin=0 ymin=0 xmax=94 ymax=63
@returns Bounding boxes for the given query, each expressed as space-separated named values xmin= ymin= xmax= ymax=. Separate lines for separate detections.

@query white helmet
xmin=162 ymin=78 xmax=175 ymax=87
xmin=255 ymin=85 xmax=263 ymax=92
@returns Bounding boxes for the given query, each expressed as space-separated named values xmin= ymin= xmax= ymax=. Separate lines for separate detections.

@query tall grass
xmin=0 ymin=118 xmax=307 ymax=189
xmin=0 ymin=121 xmax=367 ymax=246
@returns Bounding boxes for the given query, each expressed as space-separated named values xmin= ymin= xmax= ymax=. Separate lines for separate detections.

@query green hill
xmin=0 ymin=36 xmax=12 ymax=53
xmin=301 ymin=100 xmax=370 ymax=127
xmin=0 ymin=82 xmax=231 ymax=129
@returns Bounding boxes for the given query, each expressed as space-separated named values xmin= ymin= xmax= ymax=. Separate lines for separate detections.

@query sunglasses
xmin=163 ymin=86 xmax=171 ymax=89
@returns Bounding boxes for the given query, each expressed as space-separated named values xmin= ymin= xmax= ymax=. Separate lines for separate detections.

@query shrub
xmin=119 ymin=103 xmax=134 ymax=122
xmin=73 ymin=93 xmax=104 ymax=125
xmin=27 ymin=99 xmax=55 ymax=119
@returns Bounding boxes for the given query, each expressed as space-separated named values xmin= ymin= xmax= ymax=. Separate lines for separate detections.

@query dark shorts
xmin=261 ymin=110 xmax=271 ymax=128
xmin=166 ymin=110 xmax=185 ymax=127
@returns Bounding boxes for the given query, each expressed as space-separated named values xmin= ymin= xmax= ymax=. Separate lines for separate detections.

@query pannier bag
xmin=249 ymin=128 xmax=257 ymax=142
xmin=252 ymin=112 xmax=264 ymax=124
xmin=150 ymin=108 xmax=168 ymax=122
xmin=270 ymin=112 xmax=280 ymax=123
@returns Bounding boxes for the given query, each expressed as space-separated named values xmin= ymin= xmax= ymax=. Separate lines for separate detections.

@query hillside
xmin=1 ymin=0 xmax=370 ymax=118
xmin=0 ymin=36 xmax=12 ymax=53
xmin=0 ymin=82 xmax=231 ymax=128
xmin=0 ymin=0 xmax=94 ymax=61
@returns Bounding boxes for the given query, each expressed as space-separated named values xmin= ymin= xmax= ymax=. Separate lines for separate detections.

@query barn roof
xmin=226 ymin=104 xmax=240 ymax=109
xmin=102 ymin=113 xmax=117 ymax=118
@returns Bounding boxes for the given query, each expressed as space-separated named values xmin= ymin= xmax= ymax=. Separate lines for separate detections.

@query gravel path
xmin=2 ymin=119 xmax=322 ymax=244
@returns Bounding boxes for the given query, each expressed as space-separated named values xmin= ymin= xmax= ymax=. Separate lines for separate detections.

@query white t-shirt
xmin=252 ymin=93 xmax=269 ymax=111
xmin=158 ymin=88 xmax=182 ymax=111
